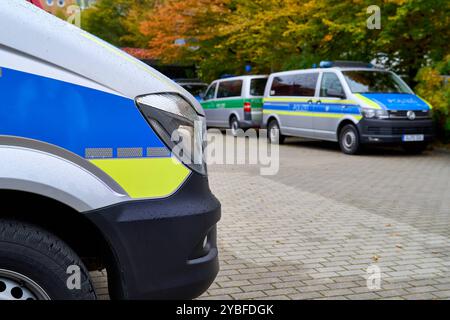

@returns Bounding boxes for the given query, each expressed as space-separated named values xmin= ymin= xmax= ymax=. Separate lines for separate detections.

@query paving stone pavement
xmin=92 ymin=138 xmax=450 ymax=300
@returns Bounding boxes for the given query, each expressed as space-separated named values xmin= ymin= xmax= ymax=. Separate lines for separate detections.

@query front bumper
xmin=357 ymin=118 xmax=434 ymax=144
xmin=86 ymin=172 xmax=221 ymax=300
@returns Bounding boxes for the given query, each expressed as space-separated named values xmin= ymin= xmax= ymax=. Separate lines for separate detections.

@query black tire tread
xmin=268 ymin=120 xmax=285 ymax=144
xmin=339 ymin=124 xmax=361 ymax=155
xmin=0 ymin=219 xmax=96 ymax=300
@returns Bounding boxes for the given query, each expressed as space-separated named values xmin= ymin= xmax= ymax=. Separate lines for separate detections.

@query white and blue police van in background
xmin=262 ymin=61 xmax=434 ymax=154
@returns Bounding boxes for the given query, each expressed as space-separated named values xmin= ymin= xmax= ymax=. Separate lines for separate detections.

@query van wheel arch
xmin=229 ymin=114 xmax=240 ymax=136
xmin=229 ymin=113 xmax=240 ymax=127
xmin=266 ymin=116 xmax=280 ymax=131
xmin=337 ymin=119 xmax=358 ymax=141
xmin=0 ymin=189 xmax=123 ymax=299
xmin=267 ymin=118 xmax=285 ymax=144
xmin=0 ymin=219 xmax=96 ymax=300
xmin=338 ymin=122 xmax=362 ymax=155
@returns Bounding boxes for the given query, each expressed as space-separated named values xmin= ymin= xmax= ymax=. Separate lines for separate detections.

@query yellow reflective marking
xmin=264 ymin=97 xmax=358 ymax=105
xmin=318 ymin=99 xmax=358 ymax=105
xmin=80 ymin=32 xmax=177 ymax=90
xmin=418 ymin=96 xmax=433 ymax=109
xmin=354 ymin=94 xmax=382 ymax=109
xmin=90 ymin=157 xmax=190 ymax=199
xmin=263 ymin=110 xmax=362 ymax=120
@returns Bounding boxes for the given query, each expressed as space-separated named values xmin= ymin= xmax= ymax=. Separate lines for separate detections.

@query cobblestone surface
xmin=93 ymin=139 xmax=450 ymax=300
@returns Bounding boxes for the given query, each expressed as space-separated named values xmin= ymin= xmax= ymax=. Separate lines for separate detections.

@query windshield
xmin=343 ymin=71 xmax=412 ymax=94
xmin=181 ymin=84 xmax=208 ymax=96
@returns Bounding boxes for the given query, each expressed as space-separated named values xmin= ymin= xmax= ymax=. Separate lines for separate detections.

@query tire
xmin=339 ymin=124 xmax=361 ymax=155
xmin=402 ymin=143 xmax=428 ymax=154
xmin=268 ymin=120 xmax=285 ymax=144
xmin=230 ymin=116 xmax=240 ymax=137
xmin=0 ymin=220 xmax=96 ymax=300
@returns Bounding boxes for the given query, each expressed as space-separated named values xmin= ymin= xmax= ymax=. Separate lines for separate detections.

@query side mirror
xmin=199 ymin=92 xmax=206 ymax=100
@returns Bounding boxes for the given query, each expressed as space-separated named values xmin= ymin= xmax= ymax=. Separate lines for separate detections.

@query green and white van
xmin=201 ymin=75 xmax=268 ymax=135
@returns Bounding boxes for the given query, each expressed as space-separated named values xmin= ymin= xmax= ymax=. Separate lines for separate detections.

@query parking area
xmin=93 ymin=138 xmax=450 ymax=300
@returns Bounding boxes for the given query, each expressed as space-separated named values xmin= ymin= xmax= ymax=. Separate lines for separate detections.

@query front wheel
xmin=339 ymin=124 xmax=361 ymax=155
xmin=0 ymin=220 xmax=96 ymax=300
xmin=402 ymin=143 xmax=428 ymax=154
xmin=268 ymin=120 xmax=285 ymax=144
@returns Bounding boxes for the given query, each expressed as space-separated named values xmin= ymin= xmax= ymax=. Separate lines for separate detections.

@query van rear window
xmin=217 ymin=80 xmax=243 ymax=98
xmin=250 ymin=78 xmax=268 ymax=96
xmin=270 ymin=73 xmax=318 ymax=97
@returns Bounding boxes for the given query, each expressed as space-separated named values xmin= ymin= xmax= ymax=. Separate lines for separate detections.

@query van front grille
xmin=367 ymin=127 xmax=433 ymax=135
xmin=388 ymin=110 xmax=430 ymax=119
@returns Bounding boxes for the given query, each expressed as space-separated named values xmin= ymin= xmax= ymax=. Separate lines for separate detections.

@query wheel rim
xmin=343 ymin=130 xmax=356 ymax=150
xmin=0 ymin=269 xmax=51 ymax=300
xmin=270 ymin=125 xmax=280 ymax=143
xmin=231 ymin=120 xmax=239 ymax=136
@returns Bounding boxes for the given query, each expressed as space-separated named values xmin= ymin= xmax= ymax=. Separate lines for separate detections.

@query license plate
xmin=402 ymin=134 xmax=424 ymax=142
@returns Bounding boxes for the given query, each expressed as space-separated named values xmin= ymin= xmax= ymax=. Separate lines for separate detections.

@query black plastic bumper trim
xmin=85 ymin=172 xmax=221 ymax=300
xmin=357 ymin=118 xmax=434 ymax=144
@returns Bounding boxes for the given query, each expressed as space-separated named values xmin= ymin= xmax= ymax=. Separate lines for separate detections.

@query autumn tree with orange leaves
xmin=141 ymin=0 xmax=229 ymax=61
xmin=82 ymin=0 xmax=449 ymax=138
xmin=138 ymin=0 xmax=448 ymax=82
xmin=82 ymin=0 xmax=449 ymax=82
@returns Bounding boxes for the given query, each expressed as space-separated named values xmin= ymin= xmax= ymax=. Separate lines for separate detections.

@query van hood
xmin=357 ymin=93 xmax=431 ymax=111
xmin=0 ymin=0 xmax=204 ymax=115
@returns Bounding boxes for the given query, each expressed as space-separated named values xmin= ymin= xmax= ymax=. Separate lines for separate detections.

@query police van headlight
xmin=136 ymin=93 xmax=206 ymax=175
xmin=362 ymin=108 xmax=389 ymax=119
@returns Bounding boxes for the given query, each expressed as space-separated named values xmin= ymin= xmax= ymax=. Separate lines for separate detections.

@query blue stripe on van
xmin=264 ymin=101 xmax=361 ymax=115
xmin=0 ymin=67 xmax=165 ymax=158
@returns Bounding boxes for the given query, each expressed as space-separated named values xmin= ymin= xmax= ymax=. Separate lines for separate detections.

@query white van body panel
xmin=0 ymin=140 xmax=129 ymax=212
xmin=0 ymin=1 xmax=200 ymax=212
xmin=0 ymin=45 xmax=117 ymax=96
xmin=0 ymin=0 xmax=204 ymax=115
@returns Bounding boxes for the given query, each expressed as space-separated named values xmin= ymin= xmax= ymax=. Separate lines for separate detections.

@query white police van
xmin=0 ymin=1 xmax=219 ymax=300
xmin=263 ymin=61 xmax=434 ymax=154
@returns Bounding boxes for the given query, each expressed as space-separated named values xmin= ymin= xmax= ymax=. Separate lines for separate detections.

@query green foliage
xmin=81 ymin=0 xmax=450 ymax=141
xmin=375 ymin=0 xmax=450 ymax=83
xmin=82 ymin=0 xmax=449 ymax=81
xmin=82 ymin=0 xmax=156 ymax=48
xmin=416 ymin=56 xmax=450 ymax=142
xmin=140 ymin=0 xmax=449 ymax=83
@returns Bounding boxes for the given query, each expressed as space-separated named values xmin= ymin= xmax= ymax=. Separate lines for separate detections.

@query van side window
xmin=217 ymin=80 xmax=243 ymax=98
xmin=320 ymin=73 xmax=345 ymax=98
xmin=270 ymin=73 xmax=318 ymax=97
xmin=250 ymin=78 xmax=268 ymax=96
xmin=204 ymin=83 xmax=217 ymax=100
